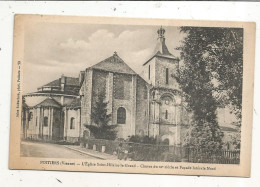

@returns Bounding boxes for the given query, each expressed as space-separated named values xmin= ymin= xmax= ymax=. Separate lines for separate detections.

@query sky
xmin=23 ymin=22 xmax=185 ymax=93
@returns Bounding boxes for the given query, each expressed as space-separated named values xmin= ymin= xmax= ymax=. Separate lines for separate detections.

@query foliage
xmin=229 ymin=122 xmax=241 ymax=150
xmin=176 ymin=27 xmax=244 ymax=151
xmin=178 ymin=27 xmax=243 ymax=125
xmin=128 ymin=135 xmax=157 ymax=144
xmin=179 ymin=27 xmax=243 ymax=149
xmin=184 ymin=122 xmax=223 ymax=151
xmin=230 ymin=132 xmax=241 ymax=150
xmin=84 ymin=91 xmax=117 ymax=140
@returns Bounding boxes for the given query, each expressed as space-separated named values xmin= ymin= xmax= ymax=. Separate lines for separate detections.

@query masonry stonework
xmin=21 ymin=27 xmax=196 ymax=146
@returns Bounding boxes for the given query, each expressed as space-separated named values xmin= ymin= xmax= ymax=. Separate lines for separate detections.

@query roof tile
xmin=90 ymin=52 xmax=137 ymax=75
xmin=34 ymin=97 xmax=61 ymax=108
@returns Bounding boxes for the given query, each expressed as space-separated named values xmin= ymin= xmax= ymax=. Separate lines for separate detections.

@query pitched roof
xmin=36 ymin=76 xmax=80 ymax=96
xmin=66 ymin=77 xmax=80 ymax=86
xmin=34 ymin=97 xmax=61 ymax=108
xmin=90 ymin=52 xmax=137 ymax=75
xmin=44 ymin=79 xmax=60 ymax=87
xmin=41 ymin=77 xmax=79 ymax=88
xmin=67 ymin=98 xmax=81 ymax=109
xmin=143 ymin=28 xmax=178 ymax=66
xmin=153 ymin=38 xmax=173 ymax=56
xmin=142 ymin=52 xmax=178 ymax=66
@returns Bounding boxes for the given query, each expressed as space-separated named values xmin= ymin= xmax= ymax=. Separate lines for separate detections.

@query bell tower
xmin=142 ymin=27 xmax=184 ymax=145
xmin=142 ymin=26 xmax=179 ymax=89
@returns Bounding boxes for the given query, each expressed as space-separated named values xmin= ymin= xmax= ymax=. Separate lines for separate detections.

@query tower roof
xmin=154 ymin=26 xmax=173 ymax=56
xmin=143 ymin=27 xmax=178 ymax=66
xmin=90 ymin=52 xmax=137 ymax=75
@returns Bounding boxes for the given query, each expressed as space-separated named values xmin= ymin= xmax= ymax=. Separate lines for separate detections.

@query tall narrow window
xmin=166 ymin=68 xmax=169 ymax=84
xmin=28 ymin=112 xmax=33 ymax=121
xmin=70 ymin=117 xmax=75 ymax=129
xmin=117 ymin=107 xmax=126 ymax=124
xmin=148 ymin=65 xmax=150 ymax=80
xmin=44 ymin=117 xmax=48 ymax=127
xmin=165 ymin=110 xmax=168 ymax=119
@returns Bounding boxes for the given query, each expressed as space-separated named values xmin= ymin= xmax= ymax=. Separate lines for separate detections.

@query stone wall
xmin=80 ymin=69 xmax=93 ymax=136
xmin=112 ymin=73 xmax=136 ymax=139
xmin=25 ymin=107 xmax=63 ymax=141
xmin=52 ymin=108 xmax=62 ymax=140
xmin=42 ymin=108 xmax=51 ymax=138
xmin=66 ymin=109 xmax=81 ymax=141
xmin=155 ymin=56 xmax=180 ymax=90
xmin=135 ymin=76 xmax=149 ymax=136
xmin=26 ymin=108 xmax=39 ymax=139
xmin=92 ymin=70 xmax=107 ymax=99
xmin=141 ymin=58 xmax=156 ymax=85
xmin=159 ymin=125 xmax=177 ymax=145
xmin=80 ymin=69 xmax=139 ymax=140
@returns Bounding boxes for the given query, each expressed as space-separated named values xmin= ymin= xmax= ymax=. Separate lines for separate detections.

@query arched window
xmin=28 ymin=112 xmax=33 ymax=121
xmin=162 ymin=138 xmax=169 ymax=145
xmin=70 ymin=117 xmax=75 ymax=129
xmin=165 ymin=110 xmax=168 ymax=119
xmin=43 ymin=117 xmax=48 ymax=127
xmin=160 ymin=95 xmax=174 ymax=123
xmin=166 ymin=68 xmax=169 ymax=84
xmin=117 ymin=107 xmax=126 ymax=124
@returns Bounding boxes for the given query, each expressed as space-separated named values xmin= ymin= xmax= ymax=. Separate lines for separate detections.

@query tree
xmin=215 ymin=29 xmax=243 ymax=125
xmin=84 ymin=91 xmax=117 ymax=140
xmin=176 ymin=27 xmax=242 ymax=151
xmin=180 ymin=27 xmax=243 ymax=123
xmin=178 ymin=27 xmax=243 ymax=150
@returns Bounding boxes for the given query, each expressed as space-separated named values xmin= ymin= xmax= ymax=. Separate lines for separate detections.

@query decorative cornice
xmin=23 ymin=92 xmax=78 ymax=98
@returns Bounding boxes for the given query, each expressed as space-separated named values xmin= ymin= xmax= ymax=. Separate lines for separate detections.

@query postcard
xmin=9 ymin=14 xmax=255 ymax=177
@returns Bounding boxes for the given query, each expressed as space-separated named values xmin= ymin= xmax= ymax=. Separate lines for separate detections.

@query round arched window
xmin=117 ymin=107 xmax=126 ymax=124
xmin=28 ymin=112 xmax=33 ymax=121
xmin=70 ymin=117 xmax=75 ymax=129
xmin=162 ymin=96 xmax=172 ymax=105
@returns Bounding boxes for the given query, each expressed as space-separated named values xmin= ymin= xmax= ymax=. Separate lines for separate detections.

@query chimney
xmin=61 ymin=74 xmax=66 ymax=91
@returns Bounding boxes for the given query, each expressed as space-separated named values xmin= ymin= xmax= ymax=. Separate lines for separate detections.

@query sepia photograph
xmin=9 ymin=15 xmax=255 ymax=177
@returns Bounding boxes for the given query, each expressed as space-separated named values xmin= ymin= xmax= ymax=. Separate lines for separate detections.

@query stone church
xmin=21 ymin=27 xmax=235 ymax=146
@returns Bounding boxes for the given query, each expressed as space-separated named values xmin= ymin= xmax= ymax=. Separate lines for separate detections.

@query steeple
xmin=157 ymin=26 xmax=165 ymax=40
xmin=154 ymin=26 xmax=172 ymax=56
xmin=142 ymin=27 xmax=178 ymax=66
